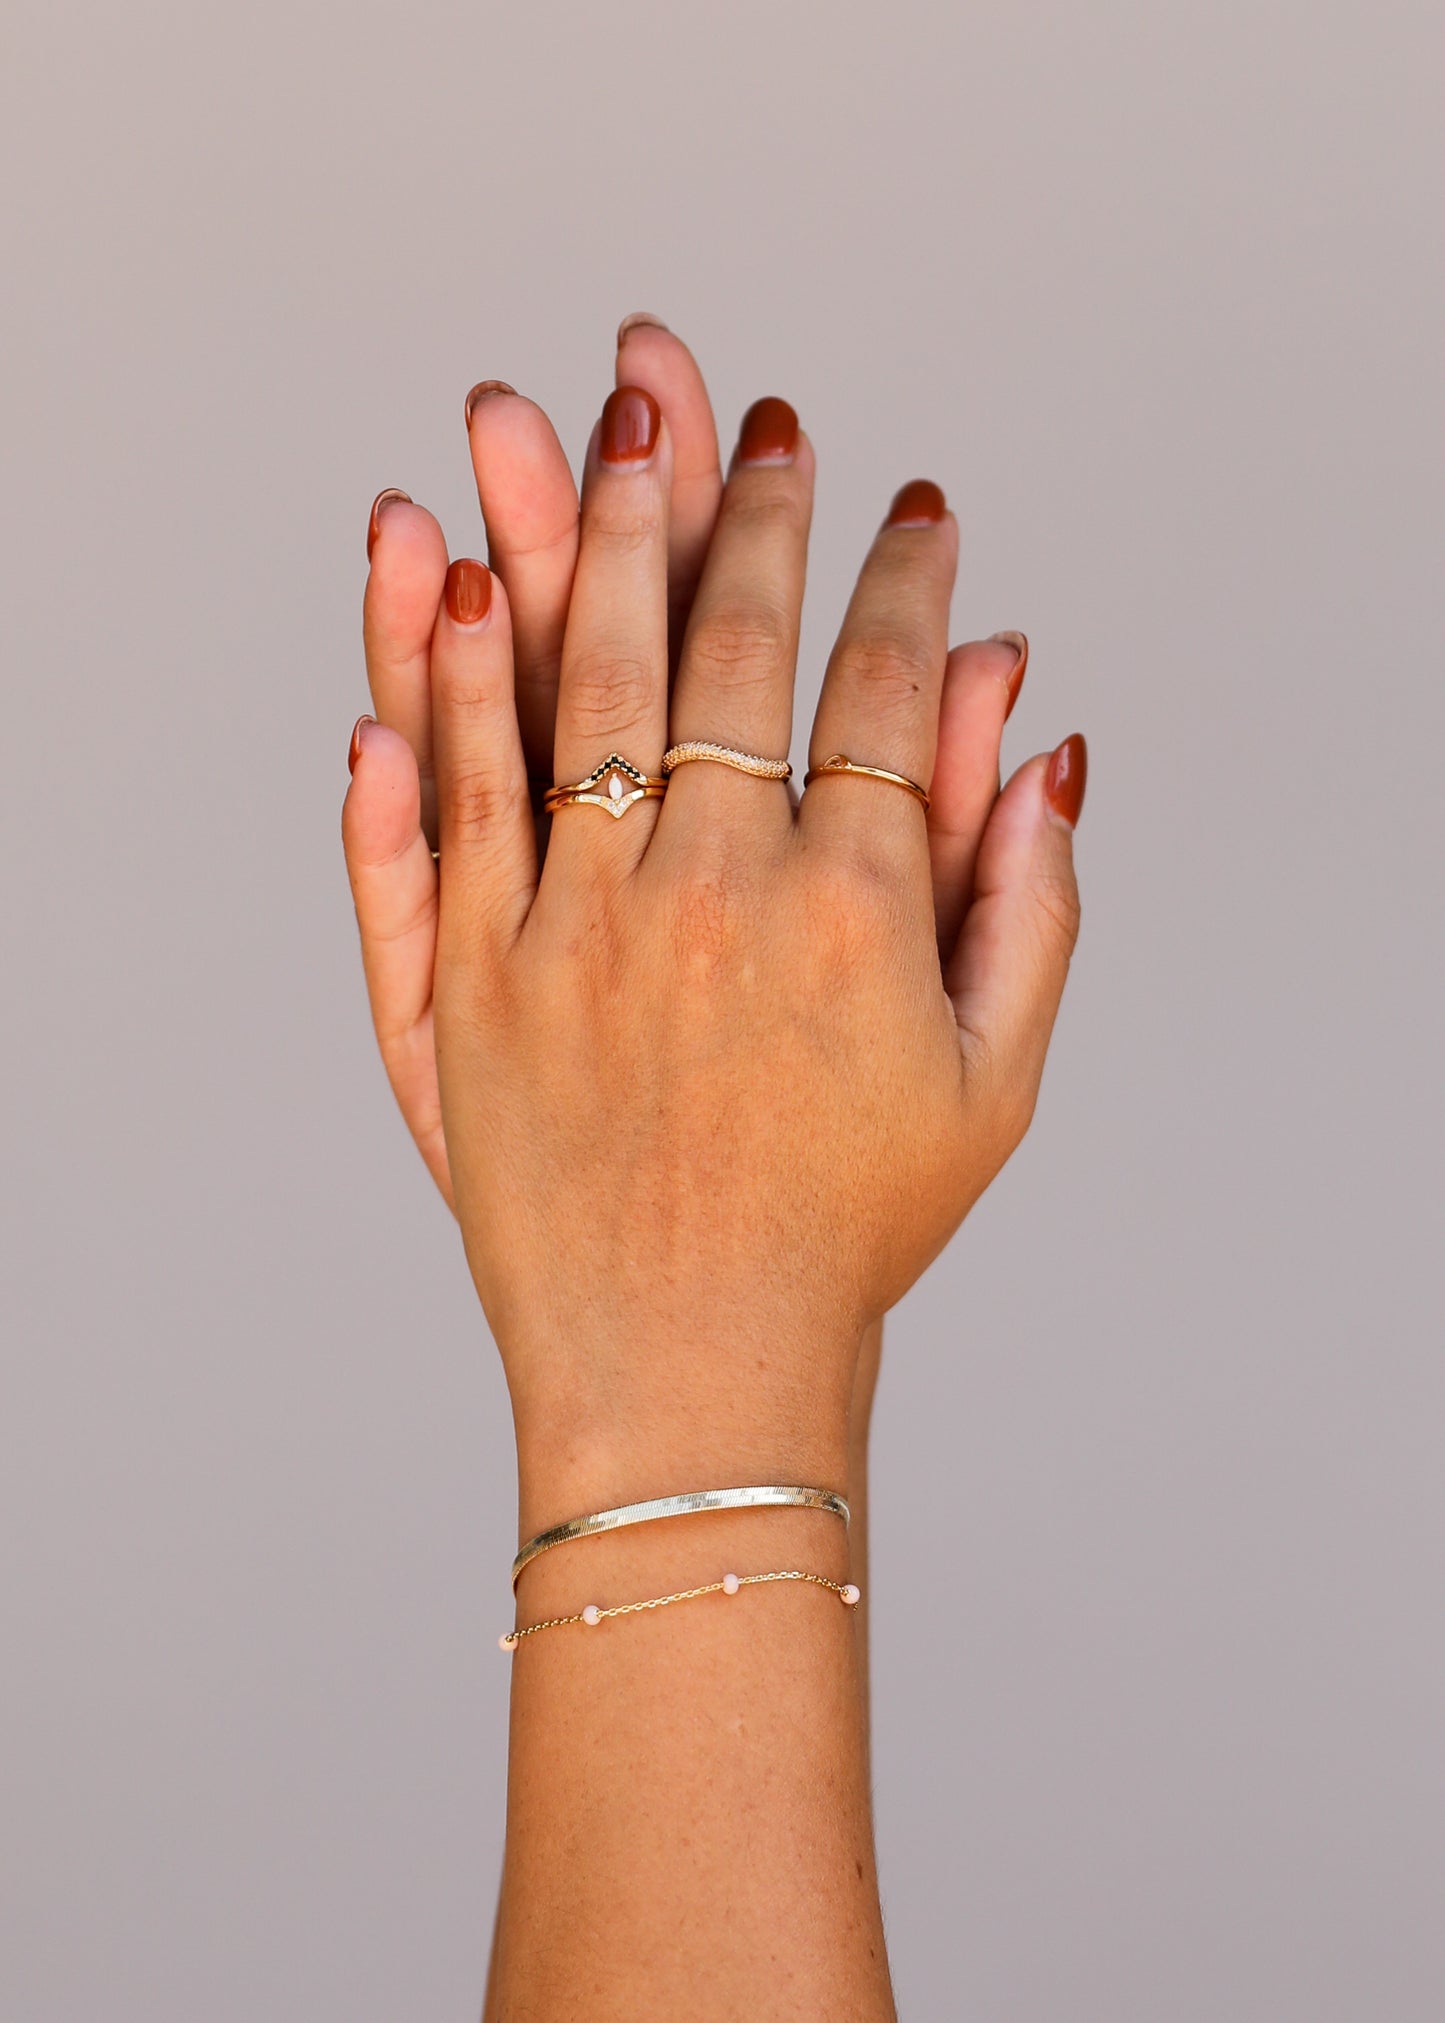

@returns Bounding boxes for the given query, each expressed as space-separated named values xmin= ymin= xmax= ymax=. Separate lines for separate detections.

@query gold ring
xmin=543 ymin=752 xmax=668 ymax=820
xmin=802 ymin=753 xmax=930 ymax=811
xmin=662 ymin=741 xmax=792 ymax=781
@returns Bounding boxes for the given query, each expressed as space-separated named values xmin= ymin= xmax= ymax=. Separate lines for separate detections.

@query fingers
xmin=615 ymin=315 xmax=724 ymax=659
xmin=945 ymin=734 xmax=1087 ymax=1140
xmin=464 ymin=326 xmax=721 ymax=785
xmin=341 ymin=717 xmax=452 ymax=1207
xmin=362 ymin=489 xmax=449 ymax=841
xmin=661 ymin=399 xmax=813 ymax=836
xmin=547 ymin=388 xmax=673 ymax=877
xmin=802 ymin=481 xmax=959 ymax=857
xmin=430 ymin=559 xmax=537 ymax=947
xmin=463 ymin=383 xmax=581 ymax=781
xmin=927 ymin=632 xmax=1028 ymax=956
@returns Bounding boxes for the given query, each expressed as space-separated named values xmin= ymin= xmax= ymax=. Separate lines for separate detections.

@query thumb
xmin=945 ymin=734 xmax=1087 ymax=1132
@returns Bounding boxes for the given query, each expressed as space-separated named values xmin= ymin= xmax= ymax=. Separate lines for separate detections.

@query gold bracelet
xmin=500 ymin=1568 xmax=862 ymax=1651
xmin=511 ymin=1484 xmax=850 ymax=1590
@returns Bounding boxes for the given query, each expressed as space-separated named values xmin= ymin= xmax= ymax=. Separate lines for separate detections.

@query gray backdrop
xmin=4 ymin=1 xmax=1441 ymax=2017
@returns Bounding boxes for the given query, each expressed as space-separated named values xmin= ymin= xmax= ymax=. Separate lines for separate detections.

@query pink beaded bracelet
xmin=500 ymin=1568 xmax=862 ymax=1652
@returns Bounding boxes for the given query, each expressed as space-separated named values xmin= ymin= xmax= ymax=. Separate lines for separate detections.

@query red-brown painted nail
xmin=366 ymin=488 xmax=411 ymax=561
xmin=617 ymin=311 xmax=669 ymax=344
xmin=600 ymin=385 xmax=661 ymax=465
xmin=348 ymin=714 xmax=376 ymax=776
xmin=737 ymin=397 xmax=799 ymax=466
xmin=444 ymin=557 xmax=493 ymax=625
xmin=990 ymin=631 xmax=1029 ymax=720
xmin=1044 ymin=733 xmax=1088 ymax=827
xmin=886 ymin=479 xmax=947 ymax=527
xmin=464 ymin=380 xmax=517 ymax=427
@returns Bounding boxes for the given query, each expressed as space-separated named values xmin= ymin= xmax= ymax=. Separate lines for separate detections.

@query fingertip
xmin=616 ymin=309 xmax=670 ymax=347
xmin=988 ymin=632 xmax=1029 ymax=719
xmin=366 ymin=488 xmax=410 ymax=561
xmin=463 ymin=379 xmax=517 ymax=428
xmin=342 ymin=718 xmax=424 ymax=860
xmin=364 ymin=495 xmax=448 ymax=595
xmin=344 ymin=716 xmax=420 ymax=792
xmin=884 ymin=479 xmax=947 ymax=529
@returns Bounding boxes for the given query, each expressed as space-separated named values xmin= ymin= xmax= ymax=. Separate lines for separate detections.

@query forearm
xmin=482 ymin=1320 xmax=888 ymax=2020
xmin=489 ymin=1367 xmax=893 ymax=2021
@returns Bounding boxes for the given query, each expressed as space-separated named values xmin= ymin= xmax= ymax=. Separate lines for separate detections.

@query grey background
xmin=3 ymin=0 xmax=1441 ymax=2016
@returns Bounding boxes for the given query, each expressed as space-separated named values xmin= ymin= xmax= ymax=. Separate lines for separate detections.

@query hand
xmin=344 ymin=365 xmax=1085 ymax=1523
xmin=346 ymin=322 xmax=1043 ymax=1225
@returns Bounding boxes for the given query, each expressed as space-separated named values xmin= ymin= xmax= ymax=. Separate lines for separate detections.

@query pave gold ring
xmin=662 ymin=741 xmax=793 ymax=781
xmin=543 ymin=753 xmax=668 ymax=819
xmin=802 ymin=752 xmax=931 ymax=811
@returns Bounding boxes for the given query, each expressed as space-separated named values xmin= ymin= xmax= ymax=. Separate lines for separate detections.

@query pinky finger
xmin=342 ymin=716 xmax=452 ymax=1209
xmin=945 ymin=734 xmax=1086 ymax=1142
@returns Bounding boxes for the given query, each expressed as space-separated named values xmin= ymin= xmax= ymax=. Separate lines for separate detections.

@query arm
xmin=345 ymin=348 xmax=1083 ymax=2012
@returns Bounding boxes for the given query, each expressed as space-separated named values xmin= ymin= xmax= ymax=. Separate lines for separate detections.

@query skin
xmin=342 ymin=322 xmax=1083 ymax=2017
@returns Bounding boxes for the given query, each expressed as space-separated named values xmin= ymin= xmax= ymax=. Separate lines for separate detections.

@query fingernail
xmin=444 ymin=557 xmax=493 ymax=625
xmin=366 ymin=488 xmax=411 ymax=560
xmin=617 ymin=311 xmax=669 ymax=344
xmin=1044 ymin=732 xmax=1088 ymax=827
xmin=348 ymin=714 xmax=377 ymax=776
xmin=989 ymin=631 xmax=1029 ymax=720
xmin=464 ymin=379 xmax=517 ymax=427
xmin=737 ymin=396 xmax=799 ymax=466
xmin=886 ymin=479 xmax=947 ymax=528
xmin=600 ymin=385 xmax=661 ymax=465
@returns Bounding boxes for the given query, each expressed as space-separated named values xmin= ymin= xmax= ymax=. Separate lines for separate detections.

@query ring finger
xmin=801 ymin=480 xmax=958 ymax=860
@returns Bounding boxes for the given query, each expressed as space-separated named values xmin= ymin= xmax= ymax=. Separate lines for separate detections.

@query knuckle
xmin=585 ymin=506 xmax=660 ymax=560
xmin=834 ymin=631 xmax=933 ymax=715
xmin=444 ymin=763 xmax=517 ymax=845
xmin=723 ymin=481 xmax=806 ymax=541
xmin=561 ymin=646 xmax=658 ymax=741
xmin=685 ymin=603 xmax=792 ymax=689
xmin=803 ymin=849 xmax=907 ymax=962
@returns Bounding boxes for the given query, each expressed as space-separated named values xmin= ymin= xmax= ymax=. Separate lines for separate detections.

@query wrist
xmin=508 ymin=1341 xmax=855 ymax=1545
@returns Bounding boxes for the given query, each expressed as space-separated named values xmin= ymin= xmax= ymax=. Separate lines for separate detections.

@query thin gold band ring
xmin=802 ymin=752 xmax=931 ymax=811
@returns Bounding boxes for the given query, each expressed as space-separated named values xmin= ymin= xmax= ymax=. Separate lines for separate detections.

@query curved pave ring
xmin=662 ymin=741 xmax=792 ymax=781
xmin=802 ymin=752 xmax=931 ymax=811
xmin=543 ymin=752 xmax=668 ymax=819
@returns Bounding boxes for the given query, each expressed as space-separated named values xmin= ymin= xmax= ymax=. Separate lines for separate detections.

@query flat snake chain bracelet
xmin=500 ymin=1568 xmax=862 ymax=1651
xmin=511 ymin=1484 xmax=850 ymax=1590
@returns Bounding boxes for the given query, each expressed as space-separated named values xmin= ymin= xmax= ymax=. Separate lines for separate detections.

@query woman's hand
xmin=347 ymin=321 xmax=1045 ymax=1231
xmin=345 ymin=367 xmax=1085 ymax=1524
